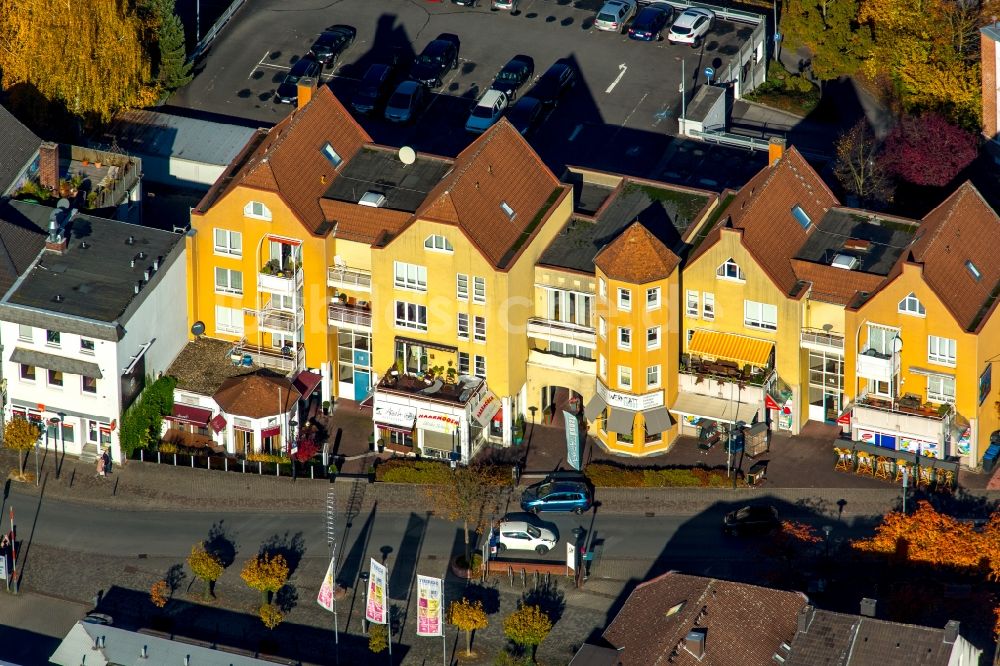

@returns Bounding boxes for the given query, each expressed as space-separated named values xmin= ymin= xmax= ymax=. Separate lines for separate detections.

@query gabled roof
xmin=0 ymin=104 xmax=42 ymax=195
xmin=689 ymin=147 xmax=838 ymax=294
xmin=319 ymin=198 xmax=411 ymax=245
xmin=0 ymin=200 xmax=49 ymax=297
xmin=414 ymin=119 xmax=566 ymax=269
xmin=594 ymin=222 xmax=680 ymax=284
xmin=213 ymin=373 xmax=300 ymax=419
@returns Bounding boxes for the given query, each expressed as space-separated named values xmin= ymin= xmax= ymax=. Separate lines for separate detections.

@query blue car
xmin=628 ymin=5 xmax=673 ymax=41
xmin=520 ymin=480 xmax=592 ymax=514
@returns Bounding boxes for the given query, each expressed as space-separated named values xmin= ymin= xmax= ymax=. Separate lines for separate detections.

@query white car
xmin=668 ymin=8 xmax=715 ymax=47
xmin=492 ymin=0 xmax=518 ymax=10
xmin=494 ymin=519 xmax=558 ymax=555
xmin=594 ymin=0 xmax=637 ymax=33
xmin=465 ymin=89 xmax=509 ymax=134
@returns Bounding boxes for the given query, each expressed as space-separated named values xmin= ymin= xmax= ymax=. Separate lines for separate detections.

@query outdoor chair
xmin=874 ymin=456 xmax=892 ymax=480
xmin=834 ymin=447 xmax=853 ymax=472
xmin=856 ymin=451 xmax=874 ymax=476
xmin=895 ymin=460 xmax=910 ymax=483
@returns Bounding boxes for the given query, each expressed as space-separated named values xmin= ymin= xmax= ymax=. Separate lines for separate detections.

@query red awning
xmin=360 ymin=393 xmax=374 ymax=409
xmin=209 ymin=414 xmax=227 ymax=433
xmin=168 ymin=404 xmax=212 ymax=426
xmin=764 ymin=394 xmax=780 ymax=411
xmin=837 ymin=409 xmax=852 ymax=425
xmin=260 ymin=426 xmax=281 ymax=438
xmin=292 ymin=371 xmax=323 ymax=399
xmin=492 ymin=409 xmax=503 ymax=423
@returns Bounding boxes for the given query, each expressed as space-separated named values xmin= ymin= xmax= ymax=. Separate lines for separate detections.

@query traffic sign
xmin=704 ymin=66 xmax=715 ymax=81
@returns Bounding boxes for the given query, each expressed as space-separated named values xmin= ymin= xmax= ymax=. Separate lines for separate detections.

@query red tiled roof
xmin=594 ymin=222 xmax=680 ymax=283
xmin=791 ymin=259 xmax=886 ymax=306
xmin=319 ymin=198 xmax=411 ymax=245
xmin=212 ymin=373 xmax=300 ymax=419
xmin=292 ymin=370 xmax=323 ymax=399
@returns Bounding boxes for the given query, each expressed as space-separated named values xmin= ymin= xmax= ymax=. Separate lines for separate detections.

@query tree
xmin=882 ymin=113 xmax=979 ymax=187
xmin=427 ymin=464 xmax=511 ymax=564
xmin=259 ymin=603 xmax=284 ymax=629
xmin=120 ymin=375 xmax=176 ymax=457
xmin=781 ymin=0 xmax=872 ymax=80
xmin=3 ymin=419 xmax=40 ymax=478
xmin=368 ymin=623 xmax=389 ymax=653
xmin=149 ymin=579 xmax=169 ymax=608
xmin=503 ymin=604 xmax=553 ymax=661
xmin=833 ymin=120 xmax=894 ymax=206
xmin=156 ymin=10 xmax=193 ymax=91
xmin=187 ymin=542 xmax=224 ymax=597
xmin=449 ymin=597 xmax=489 ymax=657
xmin=241 ymin=553 xmax=290 ymax=604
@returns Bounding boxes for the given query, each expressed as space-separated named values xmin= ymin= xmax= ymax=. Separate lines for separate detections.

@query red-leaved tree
xmin=882 ymin=113 xmax=979 ymax=187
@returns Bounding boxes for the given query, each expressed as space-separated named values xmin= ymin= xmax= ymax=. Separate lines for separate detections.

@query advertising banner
xmin=316 ymin=555 xmax=336 ymax=612
xmin=365 ymin=558 xmax=388 ymax=624
xmin=564 ymin=410 xmax=581 ymax=470
xmin=416 ymin=575 xmax=443 ymax=636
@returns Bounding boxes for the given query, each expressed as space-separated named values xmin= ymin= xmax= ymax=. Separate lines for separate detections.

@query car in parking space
xmin=491 ymin=55 xmax=534 ymax=100
xmin=410 ymin=37 xmax=459 ymax=88
xmin=465 ymin=89 xmax=509 ymax=134
xmin=274 ymin=56 xmax=321 ymax=104
xmin=722 ymin=504 xmax=780 ymax=536
xmin=594 ymin=0 xmax=637 ymax=33
xmin=492 ymin=518 xmax=558 ymax=555
xmin=493 ymin=0 xmax=518 ymax=10
xmin=506 ymin=96 xmax=545 ymax=137
xmin=527 ymin=61 xmax=576 ymax=110
xmin=668 ymin=7 xmax=715 ymax=47
xmin=628 ymin=4 xmax=673 ymax=41
xmin=351 ymin=63 xmax=396 ymax=115
xmin=520 ymin=479 xmax=592 ymax=514
xmin=384 ymin=80 xmax=426 ymax=123
xmin=308 ymin=25 xmax=356 ymax=67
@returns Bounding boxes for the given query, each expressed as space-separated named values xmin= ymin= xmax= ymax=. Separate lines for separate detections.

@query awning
xmin=167 ymin=404 xmax=212 ymax=426
xmin=376 ymin=423 xmax=414 ymax=435
xmin=642 ymin=407 xmax=674 ymax=434
xmin=607 ymin=409 xmax=635 ymax=435
xmin=688 ymin=330 xmax=774 ymax=368
xmin=671 ymin=393 xmax=759 ymax=425
xmin=292 ymin=371 xmax=323 ymax=399
xmin=472 ymin=392 xmax=501 ymax=427
xmin=395 ymin=336 xmax=457 ymax=354
xmin=10 ymin=347 xmax=103 ymax=379
xmin=209 ymin=414 xmax=227 ymax=433
xmin=585 ymin=394 xmax=607 ymax=421
xmin=260 ymin=426 xmax=281 ymax=438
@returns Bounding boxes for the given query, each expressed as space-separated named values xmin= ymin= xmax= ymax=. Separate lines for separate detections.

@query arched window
xmin=244 ymin=201 xmax=272 ymax=221
xmin=898 ymin=293 xmax=925 ymax=316
xmin=424 ymin=235 xmax=454 ymax=252
xmin=716 ymin=258 xmax=745 ymax=281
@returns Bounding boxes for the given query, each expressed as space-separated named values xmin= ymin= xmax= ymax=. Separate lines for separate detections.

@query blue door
xmin=354 ymin=370 xmax=370 ymax=401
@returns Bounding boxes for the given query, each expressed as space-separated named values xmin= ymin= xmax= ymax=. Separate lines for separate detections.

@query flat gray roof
xmin=98 ymin=109 xmax=258 ymax=166
xmin=795 ymin=208 xmax=918 ymax=276
xmin=324 ymin=147 xmax=452 ymax=213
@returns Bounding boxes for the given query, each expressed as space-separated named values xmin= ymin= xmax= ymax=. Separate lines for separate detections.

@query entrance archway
xmin=539 ymin=386 xmax=583 ymax=429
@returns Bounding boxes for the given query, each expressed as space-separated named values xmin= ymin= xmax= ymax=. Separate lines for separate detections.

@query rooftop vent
xmin=358 ymin=191 xmax=387 ymax=208
xmin=501 ymin=201 xmax=516 ymax=221
xmin=143 ymin=268 xmax=151 ymax=281
xmin=844 ymin=238 xmax=871 ymax=252
xmin=860 ymin=597 xmax=877 ymax=618
xmin=53 ymin=294 xmax=64 ymax=303
xmin=943 ymin=620 xmax=960 ymax=644
xmin=137 ymin=251 xmax=146 ymax=260
xmin=134 ymin=281 xmax=142 ymax=295
xmin=141 ymin=645 xmax=148 ymax=659
xmin=831 ymin=254 xmax=859 ymax=271
xmin=80 ymin=241 xmax=89 ymax=249
xmin=684 ymin=630 xmax=706 ymax=660
xmin=126 ymin=235 xmax=135 ymax=245
xmin=797 ymin=605 xmax=815 ymax=633
xmin=154 ymin=256 xmax=161 ymax=270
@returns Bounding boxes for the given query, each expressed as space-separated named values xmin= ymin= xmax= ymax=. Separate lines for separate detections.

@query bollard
xmin=224 ymin=457 xmax=228 ymax=472
xmin=276 ymin=463 xmax=280 ymax=477
xmin=191 ymin=455 xmax=194 ymax=468
xmin=140 ymin=450 xmax=144 ymax=462
xmin=242 ymin=459 xmax=246 ymax=473
xmin=258 ymin=461 xmax=262 ymax=475
xmin=173 ymin=453 xmax=177 ymax=466
xmin=520 ymin=569 xmax=525 ymax=588
xmin=157 ymin=451 xmax=161 ymax=464
xmin=508 ymin=566 xmax=513 ymax=588
xmin=207 ymin=457 xmax=211 ymax=470
xmin=310 ymin=465 xmax=314 ymax=480
xmin=533 ymin=571 xmax=538 ymax=589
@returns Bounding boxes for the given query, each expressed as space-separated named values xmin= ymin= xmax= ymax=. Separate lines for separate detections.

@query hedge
xmin=375 ymin=459 xmax=454 ymax=484
xmin=585 ymin=463 xmax=731 ymax=488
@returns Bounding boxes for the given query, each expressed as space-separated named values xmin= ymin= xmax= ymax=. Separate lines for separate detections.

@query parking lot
xmin=169 ymin=0 xmax=759 ymax=178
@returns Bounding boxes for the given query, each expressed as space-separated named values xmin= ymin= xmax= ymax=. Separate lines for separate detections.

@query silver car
xmin=594 ymin=0 xmax=636 ymax=32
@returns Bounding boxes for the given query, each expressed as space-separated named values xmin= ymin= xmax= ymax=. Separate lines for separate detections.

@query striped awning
xmin=688 ymin=330 xmax=774 ymax=368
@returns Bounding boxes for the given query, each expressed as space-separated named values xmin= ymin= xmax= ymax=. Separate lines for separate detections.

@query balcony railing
xmin=526 ymin=317 xmax=596 ymax=345
xmin=239 ymin=342 xmax=303 ymax=374
xmin=258 ymin=309 xmax=300 ymax=333
xmin=527 ymin=349 xmax=596 ymax=374
xmin=680 ymin=357 xmax=771 ymax=387
xmin=328 ymin=265 xmax=373 ymax=291
xmin=855 ymin=392 xmax=950 ymax=422
xmin=856 ymin=348 xmax=896 ymax=382
xmin=377 ymin=368 xmax=484 ymax=405
xmin=329 ymin=302 xmax=372 ymax=329
xmin=258 ymin=268 xmax=303 ymax=295
xmin=801 ymin=328 xmax=845 ymax=350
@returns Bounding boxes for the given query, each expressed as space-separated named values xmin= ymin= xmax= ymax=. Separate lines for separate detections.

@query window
xmin=598 ymin=317 xmax=607 ymax=339
xmin=744 ymin=300 xmax=778 ymax=331
xmin=598 ymin=277 xmax=607 ymax=299
xmin=686 ymin=290 xmax=699 ymax=317
xmin=88 ymin=420 xmax=99 ymax=443
xmin=927 ymin=375 xmax=956 ymax=403
xmin=395 ymin=301 xmax=428 ymax=331
xmin=898 ymin=293 xmax=925 ymax=316
xmin=702 ymin=293 xmax=715 ymax=321
xmin=646 ymin=287 xmax=661 ymax=310
xmin=548 ymin=342 xmax=594 ymax=360
xmin=82 ymin=376 xmax=97 ymax=394
xmin=473 ymin=277 xmax=486 ymax=304
xmin=46 ymin=329 xmax=60 ymax=347
xmin=791 ymin=205 xmax=812 ymax=229
xmin=545 ymin=289 xmax=592 ymax=326
xmin=647 ymin=326 xmax=660 ymax=350
xmin=215 ymin=305 xmax=244 ymax=334
xmin=61 ymin=423 xmax=74 ymax=443
xmin=966 ymin=260 xmax=982 ymax=281
xmin=457 ymin=313 xmax=469 ymax=340
xmin=474 ymin=354 xmax=486 ymax=378
xmin=243 ymin=201 xmax=272 ymax=220
xmin=618 ymin=366 xmax=632 ymax=390
xmin=393 ymin=262 xmax=428 ymax=291
xmin=456 ymin=274 xmax=469 ymax=300
xmin=716 ymin=258 xmax=745 ymax=281
xmin=321 ymin=142 xmax=342 ymax=167
xmin=647 ymin=365 xmax=660 ymax=388
xmin=213 ymin=228 xmax=242 ymax=256
xmin=928 ymin=335 xmax=956 ymax=366
xmin=617 ymin=288 xmax=631 ymax=311
xmin=618 ymin=327 xmax=631 ymax=350
xmin=80 ymin=338 xmax=95 ymax=354
xmin=474 ymin=316 xmax=486 ymax=343
xmin=48 ymin=369 xmax=63 ymax=387
xmin=867 ymin=325 xmax=898 ymax=356
xmin=424 ymin=235 xmax=454 ymax=252
xmin=19 ymin=364 xmax=35 ymax=382
xmin=17 ymin=325 xmax=31 ymax=342
xmin=458 ymin=352 xmax=470 ymax=375
xmin=870 ymin=379 xmax=892 ymax=397
xmin=500 ymin=201 xmax=515 ymax=220
xmin=214 ymin=267 xmax=243 ymax=295
xmin=599 ymin=354 xmax=607 ymax=378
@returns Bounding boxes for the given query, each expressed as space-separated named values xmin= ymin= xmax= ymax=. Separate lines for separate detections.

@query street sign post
xmin=704 ymin=66 xmax=715 ymax=85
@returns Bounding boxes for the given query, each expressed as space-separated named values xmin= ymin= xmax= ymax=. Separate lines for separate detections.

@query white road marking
xmin=604 ymin=63 xmax=628 ymax=94
xmin=568 ymin=124 xmax=583 ymax=141
xmin=249 ymin=51 xmax=276 ymax=79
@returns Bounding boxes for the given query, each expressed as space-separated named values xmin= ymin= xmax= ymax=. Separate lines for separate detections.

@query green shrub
xmin=246 ymin=452 xmax=290 ymax=464
xmin=586 ymin=463 xmax=730 ymax=487
xmin=120 ymin=376 xmax=177 ymax=456
xmin=375 ymin=459 xmax=454 ymax=484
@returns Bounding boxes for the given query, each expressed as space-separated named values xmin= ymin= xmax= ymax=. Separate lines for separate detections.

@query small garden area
xmin=744 ymin=62 xmax=821 ymax=116
xmin=584 ymin=463 xmax=732 ymax=488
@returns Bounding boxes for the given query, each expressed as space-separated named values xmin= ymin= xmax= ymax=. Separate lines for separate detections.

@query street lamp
xmin=289 ymin=420 xmax=298 ymax=480
xmin=48 ymin=417 xmax=61 ymax=479
xmin=822 ymin=525 xmax=833 ymax=557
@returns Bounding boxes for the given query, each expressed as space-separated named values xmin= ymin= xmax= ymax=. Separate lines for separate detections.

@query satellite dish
xmin=398 ymin=146 xmax=416 ymax=166
xmin=191 ymin=321 xmax=205 ymax=337
xmin=56 ymin=198 xmax=71 ymax=210
xmin=892 ymin=336 xmax=903 ymax=354
xmin=822 ymin=323 xmax=833 ymax=332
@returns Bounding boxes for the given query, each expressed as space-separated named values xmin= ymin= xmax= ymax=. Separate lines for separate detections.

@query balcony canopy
xmin=688 ymin=330 xmax=773 ymax=368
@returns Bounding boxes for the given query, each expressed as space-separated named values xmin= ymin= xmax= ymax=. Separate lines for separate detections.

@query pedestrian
xmin=102 ymin=449 xmax=112 ymax=476
xmin=95 ymin=456 xmax=105 ymax=478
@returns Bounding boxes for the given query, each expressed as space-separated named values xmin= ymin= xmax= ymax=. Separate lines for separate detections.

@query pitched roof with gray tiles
xmin=0 ymin=200 xmax=50 ymax=296
xmin=0 ymin=104 xmax=42 ymax=194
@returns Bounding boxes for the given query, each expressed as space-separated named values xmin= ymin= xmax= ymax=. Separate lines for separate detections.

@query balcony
xmin=258 ymin=308 xmax=301 ymax=334
xmin=526 ymin=317 xmax=596 ymax=346
xmin=678 ymin=369 xmax=767 ymax=405
xmin=855 ymin=393 xmax=949 ymax=422
xmin=377 ymin=368 xmax=484 ymax=406
xmin=258 ymin=265 xmax=303 ymax=296
xmin=328 ymin=265 xmax=372 ymax=292
xmin=239 ymin=342 xmax=303 ymax=374
xmin=801 ymin=328 xmax=845 ymax=352
xmin=856 ymin=348 xmax=896 ymax=382
xmin=853 ymin=393 xmax=949 ymax=443
xmin=527 ymin=349 xmax=596 ymax=374
xmin=329 ymin=302 xmax=372 ymax=331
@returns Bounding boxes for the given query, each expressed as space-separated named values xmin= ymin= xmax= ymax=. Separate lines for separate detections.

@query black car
xmin=351 ymin=63 xmax=396 ymax=115
xmin=628 ymin=5 xmax=672 ymax=41
xmin=528 ymin=61 xmax=576 ymax=110
xmin=384 ymin=80 xmax=427 ymax=123
xmin=309 ymin=25 xmax=356 ymax=67
xmin=722 ymin=505 xmax=780 ymax=536
xmin=275 ymin=57 xmax=321 ymax=104
xmin=410 ymin=38 xmax=459 ymax=88
xmin=491 ymin=55 xmax=535 ymax=100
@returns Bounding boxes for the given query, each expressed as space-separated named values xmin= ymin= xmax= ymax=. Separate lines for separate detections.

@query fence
xmin=190 ymin=0 xmax=247 ymax=62
xmin=133 ymin=448 xmax=336 ymax=480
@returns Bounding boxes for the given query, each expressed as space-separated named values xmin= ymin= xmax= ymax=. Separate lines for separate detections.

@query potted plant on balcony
xmin=338 ymin=292 xmax=349 ymax=305
xmin=394 ymin=358 xmax=405 ymax=376
xmin=261 ymin=259 xmax=280 ymax=275
xmin=445 ymin=367 xmax=458 ymax=384
xmin=322 ymin=400 xmax=331 ymax=415
xmin=377 ymin=438 xmax=385 ymax=453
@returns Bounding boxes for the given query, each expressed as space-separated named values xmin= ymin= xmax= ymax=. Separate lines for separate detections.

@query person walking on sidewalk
xmin=95 ymin=455 xmax=105 ymax=477
xmin=102 ymin=449 xmax=112 ymax=476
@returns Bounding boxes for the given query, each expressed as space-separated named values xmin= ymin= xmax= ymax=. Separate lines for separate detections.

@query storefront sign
xmin=417 ymin=411 xmax=459 ymax=434
xmin=365 ymin=558 xmax=388 ymax=624
xmin=764 ymin=394 xmax=780 ymax=411
xmin=373 ymin=401 xmax=417 ymax=429
xmin=837 ymin=410 xmax=852 ymax=426
xmin=472 ymin=391 xmax=501 ymax=427
xmin=416 ymin=575 xmax=443 ymax=637
xmin=596 ymin=382 xmax=663 ymax=411
xmin=980 ymin=364 xmax=992 ymax=406
xmin=564 ymin=411 xmax=581 ymax=471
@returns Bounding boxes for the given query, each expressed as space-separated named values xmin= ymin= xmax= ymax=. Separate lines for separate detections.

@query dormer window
xmin=244 ymin=201 xmax=272 ymax=221
xmin=791 ymin=205 xmax=811 ymax=229
xmin=500 ymin=201 xmax=516 ymax=221
xmin=898 ymin=293 xmax=925 ymax=316
xmin=424 ymin=234 xmax=454 ymax=252
xmin=716 ymin=258 xmax=745 ymax=281
xmin=321 ymin=142 xmax=342 ymax=168
xmin=966 ymin=260 xmax=982 ymax=281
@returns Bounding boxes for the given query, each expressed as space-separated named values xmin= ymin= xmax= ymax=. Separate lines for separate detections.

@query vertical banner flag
xmin=563 ymin=411 xmax=581 ymax=470
xmin=366 ymin=558 xmax=388 ymax=624
xmin=416 ymin=575 xmax=443 ymax=636
xmin=316 ymin=555 xmax=336 ymax=612
xmin=566 ymin=541 xmax=575 ymax=571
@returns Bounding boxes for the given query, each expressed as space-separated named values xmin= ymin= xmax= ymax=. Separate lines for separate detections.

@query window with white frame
xmin=599 ymin=354 xmax=607 ymax=378
xmin=395 ymin=301 xmax=428 ymax=331
xmin=243 ymin=201 xmax=272 ymax=220
xmin=928 ymin=335 xmax=956 ymax=366
xmin=717 ymin=258 xmax=745 ymax=281
xmin=424 ymin=235 xmax=454 ymax=252
xmin=456 ymin=274 xmax=469 ymax=300
xmin=618 ymin=365 xmax=632 ymax=390
xmin=545 ymin=289 xmax=592 ymax=326
xmin=686 ymin=290 xmax=699 ymax=317
xmin=898 ymin=293 xmax=925 ymax=316
xmin=598 ymin=317 xmax=607 ymax=339
xmin=618 ymin=327 xmax=631 ymax=350
xmin=617 ymin=288 xmax=631 ymax=311
xmin=548 ymin=342 xmax=594 ymax=360
xmin=927 ymin=375 xmax=956 ymax=403
xmin=702 ymin=292 xmax=715 ymax=321
xmin=647 ymin=365 xmax=660 ymax=388
xmin=473 ymin=316 xmax=486 ymax=343
xmin=598 ymin=277 xmax=607 ymax=299
xmin=215 ymin=306 xmax=244 ymax=334
xmin=214 ymin=267 xmax=243 ymax=294
xmin=867 ymin=325 xmax=898 ymax=356
xmin=48 ymin=369 xmax=63 ymax=387
xmin=213 ymin=228 xmax=242 ymax=256
xmin=474 ymin=354 xmax=486 ymax=378
xmin=458 ymin=352 xmax=470 ymax=375
xmin=82 ymin=376 xmax=97 ymax=394
xmin=321 ymin=142 xmax=343 ymax=168
xmin=17 ymin=325 xmax=31 ymax=342
xmin=46 ymin=329 xmax=60 ymax=347
xmin=473 ymin=277 xmax=486 ymax=304
xmin=647 ymin=326 xmax=660 ymax=350
xmin=744 ymin=300 xmax=778 ymax=331
xmin=393 ymin=262 xmax=428 ymax=291
xmin=646 ymin=287 xmax=661 ymax=310
xmin=19 ymin=364 xmax=35 ymax=382
xmin=457 ymin=313 xmax=469 ymax=340
xmin=80 ymin=338 xmax=95 ymax=354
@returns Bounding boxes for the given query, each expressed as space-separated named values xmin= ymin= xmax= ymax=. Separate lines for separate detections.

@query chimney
xmin=38 ymin=142 xmax=60 ymax=192
xmin=134 ymin=282 xmax=141 ymax=295
xmin=45 ymin=237 xmax=68 ymax=254
xmin=943 ymin=620 xmax=960 ymax=644
xmin=143 ymin=268 xmax=151 ymax=281
xmin=860 ymin=598 xmax=877 ymax=618
xmin=797 ymin=605 xmax=815 ymax=634
xmin=297 ymin=76 xmax=318 ymax=108
xmin=768 ymin=136 xmax=786 ymax=166
xmin=141 ymin=645 xmax=148 ymax=659
xmin=684 ymin=629 xmax=706 ymax=660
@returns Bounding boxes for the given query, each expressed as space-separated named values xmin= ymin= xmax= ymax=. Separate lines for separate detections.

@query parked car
xmin=410 ymin=38 xmax=459 ymax=88
xmin=668 ymin=7 xmax=715 ymax=47
xmin=527 ymin=61 xmax=576 ymax=110
xmin=274 ymin=56 xmax=321 ymax=104
xmin=465 ymin=89 xmax=509 ymax=133
xmin=452 ymin=0 xmax=476 ymax=5
xmin=506 ymin=96 xmax=545 ymax=136
xmin=628 ymin=4 xmax=672 ymax=41
xmin=351 ymin=63 xmax=396 ymax=115
xmin=493 ymin=519 xmax=558 ymax=555
xmin=308 ymin=25 xmax=356 ymax=67
xmin=520 ymin=480 xmax=592 ymax=514
xmin=594 ymin=0 xmax=637 ymax=32
xmin=384 ymin=80 xmax=426 ymax=123
xmin=493 ymin=0 xmax=518 ymax=10
xmin=491 ymin=55 xmax=534 ymax=100
xmin=722 ymin=504 xmax=780 ymax=536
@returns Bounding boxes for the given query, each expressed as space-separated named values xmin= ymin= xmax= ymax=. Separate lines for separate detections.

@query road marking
xmin=568 ymin=124 xmax=583 ymax=141
xmin=249 ymin=51 xmax=275 ymax=79
xmin=604 ymin=63 xmax=628 ymax=94
xmin=653 ymin=108 xmax=672 ymax=126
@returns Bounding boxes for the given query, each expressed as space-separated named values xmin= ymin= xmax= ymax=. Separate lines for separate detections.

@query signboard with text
xmin=596 ymin=382 xmax=663 ymax=411
xmin=564 ymin=411 xmax=581 ymax=470
xmin=416 ymin=575 xmax=443 ymax=637
xmin=365 ymin=558 xmax=388 ymax=624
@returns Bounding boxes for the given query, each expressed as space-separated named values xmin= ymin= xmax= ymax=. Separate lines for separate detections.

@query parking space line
xmin=604 ymin=63 xmax=628 ymax=94
xmin=249 ymin=51 xmax=274 ymax=79
xmin=568 ymin=124 xmax=583 ymax=141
